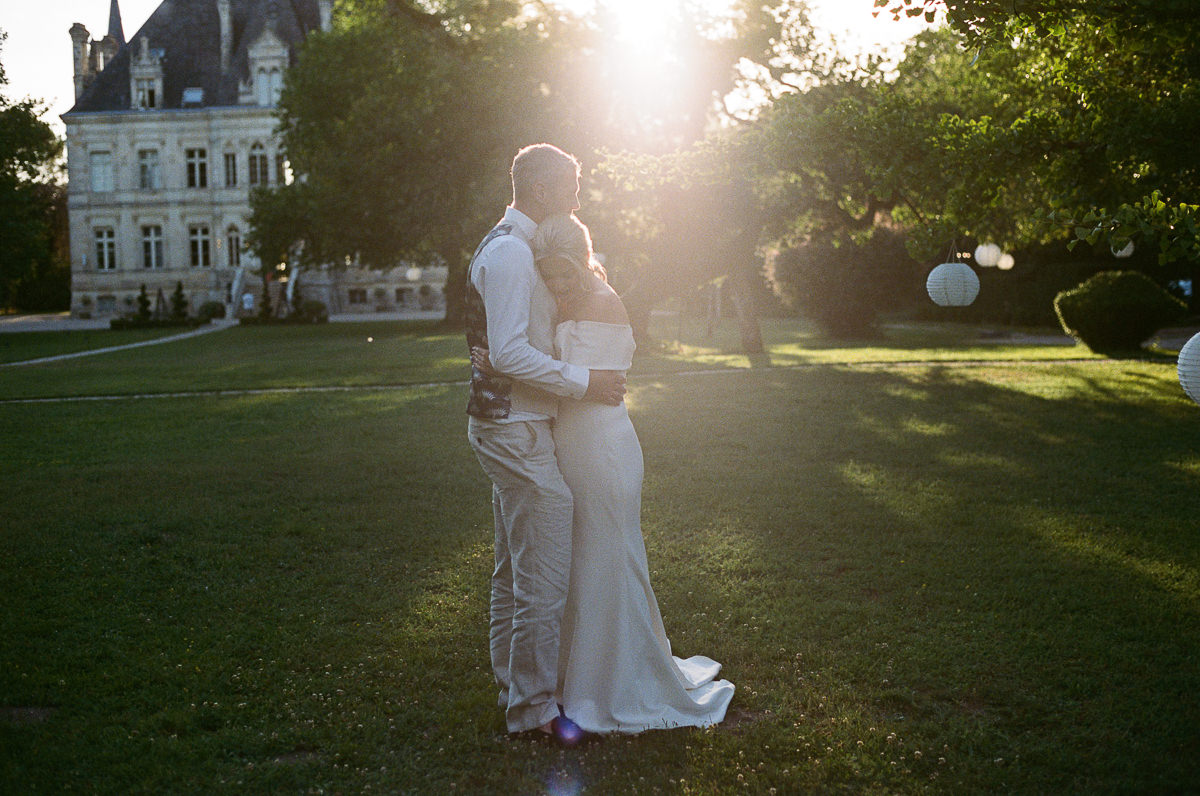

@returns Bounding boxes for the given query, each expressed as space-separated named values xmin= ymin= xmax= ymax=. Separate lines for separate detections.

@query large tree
xmin=0 ymin=32 xmax=65 ymax=311
xmin=254 ymin=0 xmax=784 ymax=326
xmin=878 ymin=0 xmax=1200 ymax=306
xmin=256 ymin=0 xmax=555 ymax=323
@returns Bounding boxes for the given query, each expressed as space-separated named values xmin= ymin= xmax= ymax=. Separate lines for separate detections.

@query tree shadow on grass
xmin=633 ymin=361 xmax=1200 ymax=792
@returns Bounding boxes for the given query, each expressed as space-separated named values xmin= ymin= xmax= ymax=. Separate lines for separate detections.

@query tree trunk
xmin=625 ymin=296 xmax=653 ymax=347
xmin=727 ymin=267 xmax=764 ymax=354
xmin=1191 ymin=261 xmax=1200 ymax=316
xmin=441 ymin=253 xmax=466 ymax=328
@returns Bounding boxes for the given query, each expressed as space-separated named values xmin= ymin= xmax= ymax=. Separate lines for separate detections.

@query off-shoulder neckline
xmin=556 ymin=319 xmax=633 ymax=330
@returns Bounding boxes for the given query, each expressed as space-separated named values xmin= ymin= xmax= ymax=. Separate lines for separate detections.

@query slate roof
xmin=66 ymin=0 xmax=320 ymax=114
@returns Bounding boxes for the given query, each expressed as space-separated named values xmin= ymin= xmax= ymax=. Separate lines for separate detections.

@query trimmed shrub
xmin=198 ymin=301 xmax=226 ymax=320
xmin=136 ymin=284 xmax=152 ymax=321
xmin=110 ymin=317 xmax=207 ymax=330
xmin=771 ymin=228 xmax=922 ymax=338
xmin=296 ymin=299 xmax=329 ymax=323
xmin=238 ymin=299 xmax=328 ymax=325
xmin=1054 ymin=270 xmax=1186 ymax=353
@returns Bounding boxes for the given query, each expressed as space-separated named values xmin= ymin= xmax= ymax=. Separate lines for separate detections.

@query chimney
xmin=70 ymin=23 xmax=92 ymax=100
xmin=318 ymin=0 xmax=333 ymax=32
xmin=217 ymin=0 xmax=232 ymax=71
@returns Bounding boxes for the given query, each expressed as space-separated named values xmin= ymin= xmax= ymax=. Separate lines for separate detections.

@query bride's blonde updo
xmin=531 ymin=214 xmax=607 ymax=288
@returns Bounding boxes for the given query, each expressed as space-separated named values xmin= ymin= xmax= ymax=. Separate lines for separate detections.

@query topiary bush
xmin=136 ymin=284 xmax=152 ymax=321
xmin=1054 ymin=270 xmax=1186 ymax=353
xmin=171 ymin=281 xmax=188 ymax=321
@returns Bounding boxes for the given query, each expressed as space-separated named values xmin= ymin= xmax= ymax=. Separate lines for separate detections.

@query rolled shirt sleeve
xmin=473 ymin=237 xmax=590 ymax=400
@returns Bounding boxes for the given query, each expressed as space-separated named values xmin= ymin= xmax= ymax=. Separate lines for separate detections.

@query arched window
xmin=227 ymin=226 xmax=242 ymax=268
xmin=249 ymin=143 xmax=269 ymax=185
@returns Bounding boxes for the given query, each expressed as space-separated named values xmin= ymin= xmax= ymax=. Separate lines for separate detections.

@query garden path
xmin=0 ymin=320 xmax=237 ymax=368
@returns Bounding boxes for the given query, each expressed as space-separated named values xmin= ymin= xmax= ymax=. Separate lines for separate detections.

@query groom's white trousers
xmin=468 ymin=417 xmax=573 ymax=733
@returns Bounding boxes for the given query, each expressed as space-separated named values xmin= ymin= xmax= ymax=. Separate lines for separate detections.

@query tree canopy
xmin=0 ymin=32 xmax=66 ymax=311
xmin=880 ymin=0 xmax=1200 ymax=298
xmin=256 ymin=0 xmax=1200 ymax=336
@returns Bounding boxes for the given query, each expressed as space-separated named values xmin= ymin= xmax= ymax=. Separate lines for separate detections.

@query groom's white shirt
xmin=471 ymin=206 xmax=590 ymax=422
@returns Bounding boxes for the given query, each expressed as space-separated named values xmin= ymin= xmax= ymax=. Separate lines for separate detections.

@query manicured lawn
xmin=0 ymin=321 xmax=465 ymax=400
xmin=0 ymin=315 xmax=1097 ymax=402
xmin=0 ymin=327 xmax=194 ymax=365
xmin=1 ymin=319 xmax=1197 ymax=793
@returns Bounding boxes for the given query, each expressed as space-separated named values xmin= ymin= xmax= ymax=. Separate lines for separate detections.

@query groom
xmin=465 ymin=143 xmax=625 ymax=740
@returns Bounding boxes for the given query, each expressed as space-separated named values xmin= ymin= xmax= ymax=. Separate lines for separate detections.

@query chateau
xmin=65 ymin=0 xmax=446 ymax=319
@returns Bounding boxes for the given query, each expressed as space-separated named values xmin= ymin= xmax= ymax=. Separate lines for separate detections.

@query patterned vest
xmin=465 ymin=223 xmax=515 ymax=419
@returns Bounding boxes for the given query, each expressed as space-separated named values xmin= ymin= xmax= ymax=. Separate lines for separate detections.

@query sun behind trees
xmin=253 ymin=0 xmax=784 ymax=340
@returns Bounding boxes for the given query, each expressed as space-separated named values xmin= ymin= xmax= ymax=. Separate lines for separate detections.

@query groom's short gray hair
xmin=511 ymin=143 xmax=581 ymax=203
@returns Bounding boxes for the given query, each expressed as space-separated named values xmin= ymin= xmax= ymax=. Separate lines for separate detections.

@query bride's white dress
xmin=552 ymin=319 xmax=735 ymax=733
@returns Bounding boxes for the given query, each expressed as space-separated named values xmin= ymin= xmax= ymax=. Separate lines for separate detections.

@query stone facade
xmin=64 ymin=0 xmax=445 ymax=319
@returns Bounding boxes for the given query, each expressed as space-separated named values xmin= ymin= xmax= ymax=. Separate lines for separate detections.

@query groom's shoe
xmin=549 ymin=714 xmax=586 ymax=747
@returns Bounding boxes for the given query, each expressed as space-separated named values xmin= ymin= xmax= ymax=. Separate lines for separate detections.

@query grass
xmin=1 ymin=316 xmax=1198 ymax=793
xmin=0 ymin=327 xmax=195 ymax=365
xmin=0 ymin=315 xmax=1099 ymax=402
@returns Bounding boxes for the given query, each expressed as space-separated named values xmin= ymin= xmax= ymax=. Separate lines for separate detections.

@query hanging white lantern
xmin=405 ymin=266 xmax=422 ymax=282
xmin=926 ymin=262 xmax=980 ymax=307
xmin=997 ymin=253 xmax=1015 ymax=271
xmin=1178 ymin=332 xmax=1200 ymax=406
xmin=1112 ymin=240 xmax=1135 ymax=258
xmin=973 ymin=243 xmax=1002 ymax=267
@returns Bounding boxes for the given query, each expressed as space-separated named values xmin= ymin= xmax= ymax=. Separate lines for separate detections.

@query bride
xmin=475 ymin=214 xmax=734 ymax=734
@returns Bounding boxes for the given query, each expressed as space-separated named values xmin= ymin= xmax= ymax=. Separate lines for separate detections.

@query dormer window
xmin=254 ymin=69 xmax=283 ymax=107
xmin=243 ymin=25 xmax=289 ymax=106
xmin=135 ymin=78 xmax=157 ymax=109
xmin=181 ymin=87 xmax=205 ymax=108
xmin=255 ymin=70 xmax=271 ymax=106
xmin=129 ymin=36 xmax=164 ymax=111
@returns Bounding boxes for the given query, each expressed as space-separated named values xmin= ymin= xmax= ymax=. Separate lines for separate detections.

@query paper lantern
xmin=997 ymin=253 xmax=1015 ymax=271
xmin=405 ymin=267 xmax=422 ymax=282
xmin=926 ymin=262 xmax=980 ymax=307
xmin=1112 ymin=240 xmax=1135 ymax=258
xmin=973 ymin=243 xmax=1002 ymax=267
xmin=1178 ymin=332 xmax=1200 ymax=405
